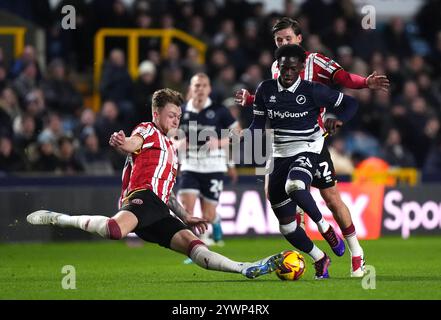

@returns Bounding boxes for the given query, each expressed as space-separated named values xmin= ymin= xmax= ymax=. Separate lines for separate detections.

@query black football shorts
xmin=120 ymin=189 xmax=189 ymax=248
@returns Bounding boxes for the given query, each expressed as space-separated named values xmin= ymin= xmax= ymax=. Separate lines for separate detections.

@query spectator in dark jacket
xmin=57 ymin=136 xmax=84 ymax=175
xmin=32 ymin=132 xmax=60 ymax=172
xmin=133 ymin=60 xmax=159 ymax=123
xmin=12 ymin=61 xmax=39 ymax=105
xmin=94 ymin=100 xmax=124 ymax=149
xmin=9 ymin=45 xmax=42 ymax=80
xmin=0 ymin=135 xmax=27 ymax=172
xmin=14 ymin=114 xmax=37 ymax=151
xmin=423 ymin=135 xmax=441 ymax=176
xmin=99 ymin=49 xmax=133 ymax=103
xmin=99 ymin=49 xmax=135 ymax=127
xmin=78 ymin=127 xmax=114 ymax=175
xmin=381 ymin=128 xmax=416 ymax=167
xmin=383 ymin=17 xmax=413 ymax=59
xmin=41 ymin=59 xmax=83 ymax=117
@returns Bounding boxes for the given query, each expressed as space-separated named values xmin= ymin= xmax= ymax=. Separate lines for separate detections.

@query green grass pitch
xmin=1 ymin=236 xmax=441 ymax=300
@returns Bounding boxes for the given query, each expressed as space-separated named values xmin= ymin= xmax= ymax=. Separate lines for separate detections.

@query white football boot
xmin=27 ymin=210 xmax=62 ymax=226
xmin=351 ymin=255 xmax=367 ymax=277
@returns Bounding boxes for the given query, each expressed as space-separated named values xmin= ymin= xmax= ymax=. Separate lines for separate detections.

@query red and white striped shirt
xmin=271 ymin=51 xmax=342 ymax=83
xmin=119 ymin=122 xmax=178 ymax=208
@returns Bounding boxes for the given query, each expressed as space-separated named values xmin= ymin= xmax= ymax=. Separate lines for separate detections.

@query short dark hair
xmin=275 ymin=44 xmax=307 ymax=63
xmin=271 ymin=17 xmax=302 ymax=36
xmin=152 ymin=88 xmax=184 ymax=113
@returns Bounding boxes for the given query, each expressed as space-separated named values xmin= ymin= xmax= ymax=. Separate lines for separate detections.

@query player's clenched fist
xmin=324 ymin=118 xmax=343 ymax=136
xmin=109 ymin=130 xmax=126 ymax=147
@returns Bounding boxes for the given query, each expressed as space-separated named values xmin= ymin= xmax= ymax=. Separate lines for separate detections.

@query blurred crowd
xmin=1 ymin=0 xmax=441 ymax=176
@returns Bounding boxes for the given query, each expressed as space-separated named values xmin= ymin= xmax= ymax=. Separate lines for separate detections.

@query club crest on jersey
xmin=206 ymin=110 xmax=216 ymax=119
xmin=269 ymin=95 xmax=277 ymax=103
xmin=131 ymin=198 xmax=143 ymax=205
xmin=296 ymin=95 xmax=306 ymax=104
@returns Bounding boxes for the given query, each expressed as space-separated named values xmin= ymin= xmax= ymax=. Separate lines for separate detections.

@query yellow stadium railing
xmin=0 ymin=27 xmax=26 ymax=58
xmin=93 ymin=28 xmax=207 ymax=112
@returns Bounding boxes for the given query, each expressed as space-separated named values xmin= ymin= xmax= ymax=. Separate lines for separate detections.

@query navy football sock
xmin=283 ymin=226 xmax=314 ymax=253
xmin=289 ymin=189 xmax=323 ymax=223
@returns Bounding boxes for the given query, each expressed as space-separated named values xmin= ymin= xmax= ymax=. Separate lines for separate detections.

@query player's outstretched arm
xmin=109 ymin=130 xmax=143 ymax=154
xmin=365 ymin=71 xmax=390 ymax=92
xmin=333 ymin=69 xmax=389 ymax=92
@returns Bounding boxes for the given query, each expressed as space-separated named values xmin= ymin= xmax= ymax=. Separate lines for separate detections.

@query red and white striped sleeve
xmin=312 ymin=52 xmax=342 ymax=80
xmin=131 ymin=123 xmax=156 ymax=148
xmin=132 ymin=123 xmax=152 ymax=139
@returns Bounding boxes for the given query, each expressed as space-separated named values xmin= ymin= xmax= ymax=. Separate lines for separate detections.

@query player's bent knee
xmin=279 ymin=219 xmax=298 ymax=235
xmin=285 ymin=179 xmax=306 ymax=195
xmin=107 ymin=218 xmax=122 ymax=240
xmin=170 ymin=229 xmax=200 ymax=254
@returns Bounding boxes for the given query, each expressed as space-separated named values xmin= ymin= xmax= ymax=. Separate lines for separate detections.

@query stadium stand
xmin=0 ymin=0 xmax=440 ymax=181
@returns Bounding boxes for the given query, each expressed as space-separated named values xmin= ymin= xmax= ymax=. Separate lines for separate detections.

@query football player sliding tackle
xmin=27 ymin=88 xmax=284 ymax=279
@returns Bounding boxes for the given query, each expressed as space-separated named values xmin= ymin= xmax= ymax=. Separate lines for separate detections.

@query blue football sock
xmin=212 ymin=221 xmax=223 ymax=242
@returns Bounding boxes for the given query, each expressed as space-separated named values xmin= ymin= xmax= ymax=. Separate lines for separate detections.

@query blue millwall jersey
xmin=179 ymin=97 xmax=237 ymax=172
xmin=252 ymin=76 xmax=354 ymax=158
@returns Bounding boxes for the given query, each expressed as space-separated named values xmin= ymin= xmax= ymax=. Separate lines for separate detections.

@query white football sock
xmin=189 ymin=244 xmax=250 ymax=273
xmin=308 ymin=244 xmax=325 ymax=262
xmin=317 ymin=218 xmax=331 ymax=234
xmin=345 ymin=234 xmax=363 ymax=257
xmin=57 ymin=214 xmax=110 ymax=238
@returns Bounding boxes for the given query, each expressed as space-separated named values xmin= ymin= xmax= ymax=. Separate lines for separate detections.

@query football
xmin=276 ymin=250 xmax=306 ymax=281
